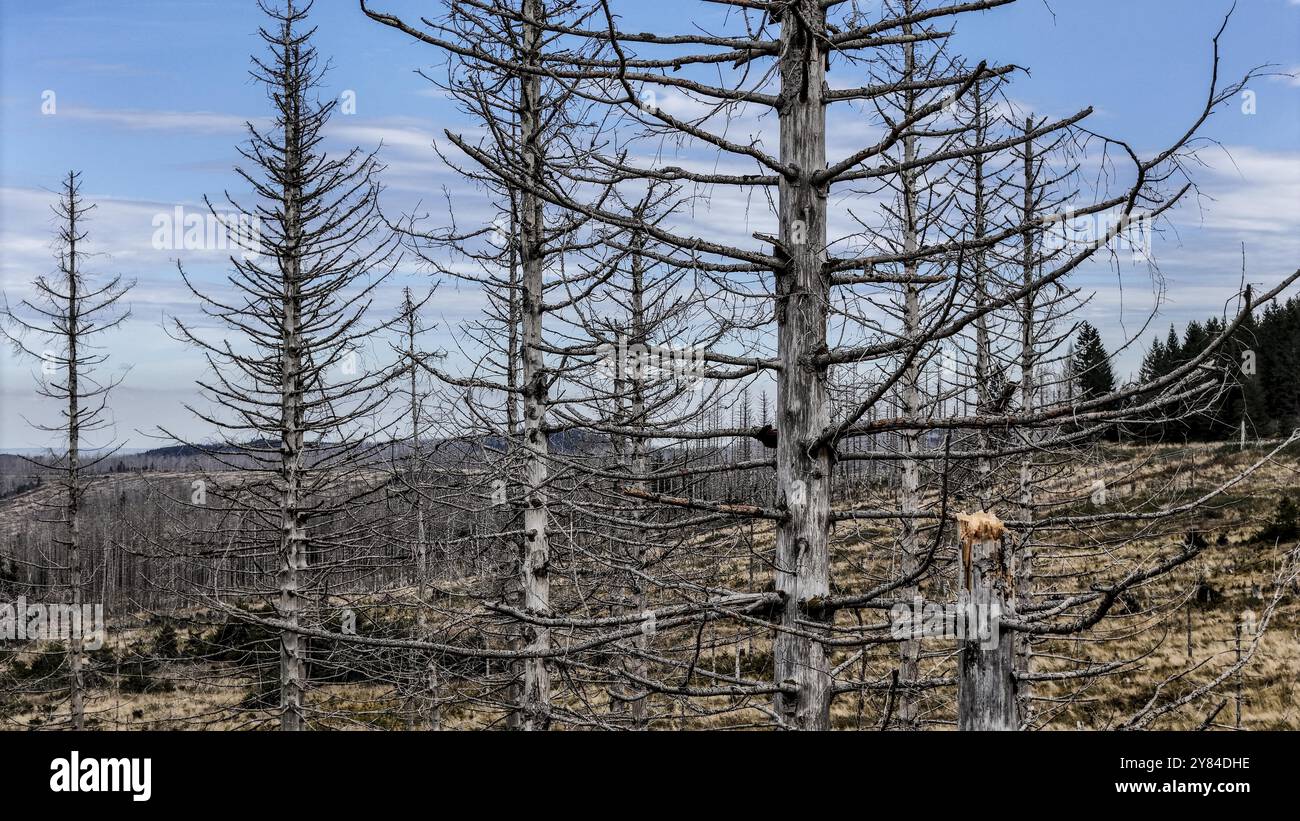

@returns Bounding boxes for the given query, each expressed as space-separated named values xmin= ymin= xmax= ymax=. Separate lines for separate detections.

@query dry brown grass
xmin=3 ymin=442 xmax=1296 ymax=729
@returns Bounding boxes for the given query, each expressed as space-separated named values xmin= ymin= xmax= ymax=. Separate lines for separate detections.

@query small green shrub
xmin=1254 ymin=495 xmax=1299 ymax=545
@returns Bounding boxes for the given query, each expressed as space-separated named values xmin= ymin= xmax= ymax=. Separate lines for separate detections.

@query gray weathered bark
xmin=772 ymin=0 xmax=833 ymax=731
xmin=504 ymin=196 xmax=525 ymax=731
xmin=276 ymin=11 xmax=307 ymax=732
xmin=626 ymin=236 xmax=651 ymax=729
xmin=65 ymin=191 xmax=85 ymax=732
xmin=518 ymin=0 xmax=551 ymax=730
xmin=1014 ymin=116 xmax=1038 ymax=724
xmin=895 ymin=15 xmax=924 ymax=730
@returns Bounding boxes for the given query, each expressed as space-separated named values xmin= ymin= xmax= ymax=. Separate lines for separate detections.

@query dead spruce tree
xmin=1 ymin=171 xmax=133 ymax=730
xmin=163 ymin=0 xmax=399 ymax=730
xmin=388 ymin=286 xmax=445 ymax=727
xmin=364 ymin=0 xmax=638 ymax=728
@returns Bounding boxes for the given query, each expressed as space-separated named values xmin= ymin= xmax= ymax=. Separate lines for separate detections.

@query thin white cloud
xmin=1175 ymin=145 xmax=1300 ymax=235
xmin=328 ymin=121 xmax=437 ymax=154
xmin=58 ymin=106 xmax=263 ymax=134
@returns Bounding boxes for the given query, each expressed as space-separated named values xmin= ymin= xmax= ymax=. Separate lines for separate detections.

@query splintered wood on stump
xmin=956 ymin=512 xmax=1019 ymax=731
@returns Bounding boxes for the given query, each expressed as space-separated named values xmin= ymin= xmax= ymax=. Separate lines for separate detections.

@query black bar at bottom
xmin=0 ymin=730 xmax=1285 ymax=809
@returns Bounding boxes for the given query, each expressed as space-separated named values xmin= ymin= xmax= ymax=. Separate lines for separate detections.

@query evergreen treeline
xmin=1135 ymin=298 xmax=1300 ymax=441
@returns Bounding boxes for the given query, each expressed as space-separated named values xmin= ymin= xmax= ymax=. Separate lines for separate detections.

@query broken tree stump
xmin=956 ymin=511 xmax=1019 ymax=731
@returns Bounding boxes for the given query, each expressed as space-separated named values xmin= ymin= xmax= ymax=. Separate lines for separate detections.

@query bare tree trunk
xmin=1014 ymin=116 xmax=1038 ymax=723
xmin=278 ymin=18 xmax=307 ymax=732
xmin=411 ymin=345 xmax=426 ymax=618
xmin=772 ymin=0 xmax=832 ymax=730
xmin=403 ymin=291 xmax=438 ymax=729
xmin=278 ymin=281 xmax=306 ymax=733
xmin=519 ymin=0 xmax=551 ymax=730
xmin=896 ymin=19 xmax=923 ymax=730
xmin=970 ymin=83 xmax=994 ymax=512
xmin=504 ymin=196 xmax=525 ymax=731
xmin=628 ymin=240 xmax=650 ymax=730
xmin=65 ymin=195 xmax=84 ymax=731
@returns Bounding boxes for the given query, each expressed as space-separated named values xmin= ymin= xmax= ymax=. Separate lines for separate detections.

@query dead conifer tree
xmin=162 ymin=0 xmax=400 ymax=730
xmin=2 ymin=171 xmax=133 ymax=730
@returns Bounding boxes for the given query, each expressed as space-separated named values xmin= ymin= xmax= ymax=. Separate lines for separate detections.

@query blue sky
xmin=1 ymin=0 xmax=1298 ymax=449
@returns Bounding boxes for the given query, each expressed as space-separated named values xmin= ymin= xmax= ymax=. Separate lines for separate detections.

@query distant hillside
xmin=0 ymin=429 xmax=617 ymax=496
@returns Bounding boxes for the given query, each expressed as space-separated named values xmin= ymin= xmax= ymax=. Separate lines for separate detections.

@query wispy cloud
xmin=1176 ymin=145 xmax=1300 ymax=235
xmin=34 ymin=58 xmax=160 ymax=78
xmin=59 ymin=106 xmax=263 ymax=134
xmin=328 ymin=120 xmax=438 ymax=154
